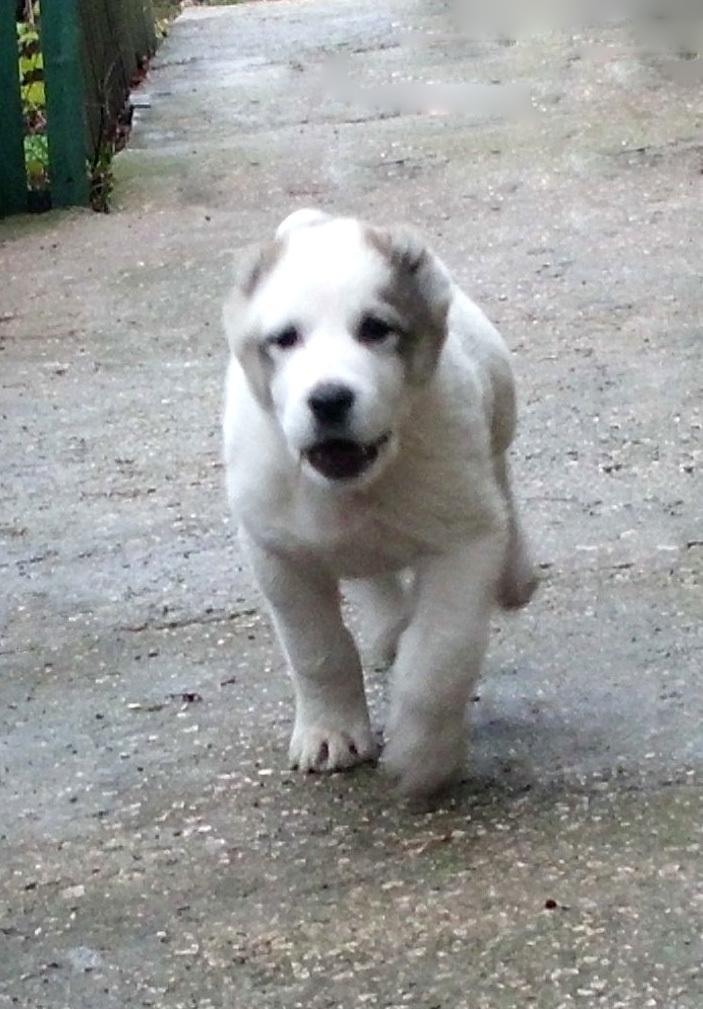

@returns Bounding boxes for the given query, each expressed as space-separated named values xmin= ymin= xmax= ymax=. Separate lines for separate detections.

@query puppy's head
xmin=224 ymin=210 xmax=451 ymax=487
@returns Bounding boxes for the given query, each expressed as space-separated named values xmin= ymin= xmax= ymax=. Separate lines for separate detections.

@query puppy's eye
xmin=267 ymin=326 xmax=301 ymax=351
xmin=358 ymin=315 xmax=394 ymax=344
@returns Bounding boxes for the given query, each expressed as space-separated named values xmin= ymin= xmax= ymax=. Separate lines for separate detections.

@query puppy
xmin=222 ymin=209 xmax=536 ymax=800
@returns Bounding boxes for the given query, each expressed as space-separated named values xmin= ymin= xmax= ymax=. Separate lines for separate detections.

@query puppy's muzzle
xmin=308 ymin=382 xmax=355 ymax=427
xmin=304 ymin=382 xmax=389 ymax=482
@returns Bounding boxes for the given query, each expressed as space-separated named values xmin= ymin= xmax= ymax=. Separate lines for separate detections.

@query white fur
xmin=223 ymin=210 xmax=536 ymax=799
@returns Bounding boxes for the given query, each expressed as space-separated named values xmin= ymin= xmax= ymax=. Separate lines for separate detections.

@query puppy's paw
xmin=382 ymin=721 xmax=465 ymax=801
xmin=289 ymin=720 xmax=379 ymax=774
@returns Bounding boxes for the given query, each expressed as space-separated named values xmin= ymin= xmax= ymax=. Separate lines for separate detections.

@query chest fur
xmin=241 ymin=459 xmax=501 ymax=580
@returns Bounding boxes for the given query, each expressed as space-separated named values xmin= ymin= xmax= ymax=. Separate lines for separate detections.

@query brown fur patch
xmin=364 ymin=225 xmax=427 ymax=274
xmin=239 ymin=239 xmax=285 ymax=297
xmin=365 ymin=226 xmax=449 ymax=383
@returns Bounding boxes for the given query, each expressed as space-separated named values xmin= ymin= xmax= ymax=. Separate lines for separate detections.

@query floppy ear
xmin=368 ymin=226 xmax=452 ymax=384
xmin=222 ymin=243 xmax=278 ymax=409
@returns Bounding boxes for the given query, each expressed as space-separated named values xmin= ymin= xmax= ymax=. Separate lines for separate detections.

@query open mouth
xmin=304 ymin=434 xmax=390 ymax=482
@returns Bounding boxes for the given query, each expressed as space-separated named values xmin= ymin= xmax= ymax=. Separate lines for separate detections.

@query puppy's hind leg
xmin=494 ymin=454 xmax=538 ymax=610
xmin=345 ymin=572 xmax=414 ymax=667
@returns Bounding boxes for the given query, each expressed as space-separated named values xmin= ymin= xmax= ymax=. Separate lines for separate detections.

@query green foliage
xmin=154 ymin=0 xmax=181 ymax=33
xmin=23 ymin=133 xmax=49 ymax=188
xmin=17 ymin=1 xmax=49 ymax=192
xmin=17 ymin=19 xmax=44 ymax=112
xmin=89 ymin=143 xmax=114 ymax=214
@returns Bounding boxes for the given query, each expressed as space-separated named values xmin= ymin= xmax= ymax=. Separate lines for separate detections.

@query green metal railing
xmin=0 ymin=0 xmax=156 ymax=217
xmin=0 ymin=1 xmax=27 ymax=214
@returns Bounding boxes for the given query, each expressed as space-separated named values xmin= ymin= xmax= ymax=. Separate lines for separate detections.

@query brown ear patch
xmin=365 ymin=225 xmax=428 ymax=275
xmin=365 ymin=225 xmax=451 ymax=384
xmin=238 ymin=239 xmax=285 ymax=297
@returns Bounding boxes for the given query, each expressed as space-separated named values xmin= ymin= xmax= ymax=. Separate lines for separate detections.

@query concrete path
xmin=1 ymin=2 xmax=702 ymax=1006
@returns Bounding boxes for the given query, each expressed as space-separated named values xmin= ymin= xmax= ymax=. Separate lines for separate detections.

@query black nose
xmin=308 ymin=382 xmax=355 ymax=426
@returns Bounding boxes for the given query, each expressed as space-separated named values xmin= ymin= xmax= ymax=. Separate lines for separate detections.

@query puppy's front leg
xmin=384 ymin=534 xmax=504 ymax=800
xmin=241 ymin=532 xmax=378 ymax=773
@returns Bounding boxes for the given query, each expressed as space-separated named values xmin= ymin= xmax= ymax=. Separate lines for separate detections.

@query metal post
xmin=0 ymin=0 xmax=28 ymax=216
xmin=41 ymin=0 xmax=90 ymax=207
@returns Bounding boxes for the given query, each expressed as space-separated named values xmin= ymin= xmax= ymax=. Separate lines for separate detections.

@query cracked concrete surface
xmin=1 ymin=1 xmax=702 ymax=1006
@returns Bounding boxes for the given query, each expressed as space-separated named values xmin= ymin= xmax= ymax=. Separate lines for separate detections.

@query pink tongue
xmin=306 ymin=440 xmax=375 ymax=481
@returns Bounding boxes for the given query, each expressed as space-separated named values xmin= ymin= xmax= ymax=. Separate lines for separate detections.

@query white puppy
xmin=223 ymin=209 xmax=536 ymax=800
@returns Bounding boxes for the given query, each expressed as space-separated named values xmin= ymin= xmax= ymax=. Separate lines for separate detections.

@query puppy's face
xmin=225 ymin=212 xmax=451 ymax=487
